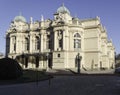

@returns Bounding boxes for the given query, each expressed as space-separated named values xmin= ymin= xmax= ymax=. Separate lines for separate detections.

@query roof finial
xmin=75 ymin=13 xmax=77 ymax=18
xmin=62 ymin=3 xmax=64 ymax=6
xmin=30 ymin=17 xmax=33 ymax=24
xmin=19 ymin=12 xmax=22 ymax=16
xmin=110 ymin=38 xmax=112 ymax=42
xmin=41 ymin=15 xmax=44 ymax=21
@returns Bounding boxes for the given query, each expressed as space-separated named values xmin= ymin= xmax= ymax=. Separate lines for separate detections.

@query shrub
xmin=0 ymin=57 xmax=23 ymax=80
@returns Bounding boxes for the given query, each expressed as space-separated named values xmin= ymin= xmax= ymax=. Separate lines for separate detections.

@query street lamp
xmin=35 ymin=55 xmax=39 ymax=86
xmin=21 ymin=52 xmax=25 ymax=68
xmin=35 ymin=55 xmax=39 ymax=68
xmin=76 ymin=53 xmax=82 ymax=73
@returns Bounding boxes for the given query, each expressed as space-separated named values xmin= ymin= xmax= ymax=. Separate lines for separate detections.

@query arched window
xmin=35 ymin=36 xmax=40 ymax=50
xmin=74 ymin=33 xmax=81 ymax=49
xmin=25 ymin=38 xmax=29 ymax=51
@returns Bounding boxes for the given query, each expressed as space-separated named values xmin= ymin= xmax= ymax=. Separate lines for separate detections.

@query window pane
xmin=25 ymin=38 xmax=29 ymax=51
xmin=74 ymin=39 xmax=81 ymax=48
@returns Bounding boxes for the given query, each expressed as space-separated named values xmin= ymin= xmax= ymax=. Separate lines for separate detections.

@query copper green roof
xmin=57 ymin=4 xmax=70 ymax=15
xmin=14 ymin=13 xmax=26 ymax=22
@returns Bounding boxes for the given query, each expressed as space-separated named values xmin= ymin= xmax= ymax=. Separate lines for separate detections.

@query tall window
xmin=14 ymin=44 xmax=16 ymax=51
xmin=46 ymin=35 xmax=51 ymax=49
xmin=25 ymin=38 xmax=29 ymax=51
xmin=12 ymin=36 xmax=16 ymax=52
xmin=35 ymin=37 xmax=40 ymax=50
xmin=59 ymin=39 xmax=62 ymax=48
xmin=74 ymin=33 xmax=81 ymax=49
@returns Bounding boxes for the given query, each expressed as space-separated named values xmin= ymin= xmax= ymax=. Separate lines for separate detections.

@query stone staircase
xmin=46 ymin=68 xmax=74 ymax=75
xmin=45 ymin=68 xmax=115 ymax=75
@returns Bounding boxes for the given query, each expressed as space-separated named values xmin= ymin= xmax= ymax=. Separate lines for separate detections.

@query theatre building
xmin=6 ymin=4 xmax=115 ymax=70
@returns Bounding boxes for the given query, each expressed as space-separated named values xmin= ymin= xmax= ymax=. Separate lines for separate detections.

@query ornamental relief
xmin=54 ymin=14 xmax=67 ymax=25
xmin=9 ymin=22 xmax=29 ymax=32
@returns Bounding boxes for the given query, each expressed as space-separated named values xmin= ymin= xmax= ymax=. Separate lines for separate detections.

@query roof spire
xmin=19 ymin=12 xmax=22 ymax=16
xmin=75 ymin=13 xmax=77 ymax=18
xmin=41 ymin=15 xmax=44 ymax=21
xmin=30 ymin=17 xmax=33 ymax=24
xmin=62 ymin=3 xmax=64 ymax=7
xmin=57 ymin=3 xmax=70 ymax=15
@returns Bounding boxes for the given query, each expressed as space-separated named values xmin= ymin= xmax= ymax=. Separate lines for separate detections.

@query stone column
xmin=43 ymin=34 xmax=46 ymax=51
xmin=63 ymin=30 xmax=66 ymax=50
xmin=65 ymin=29 xmax=69 ymax=51
xmin=54 ymin=31 xmax=58 ymax=51
xmin=19 ymin=35 xmax=23 ymax=53
xmin=65 ymin=29 xmax=69 ymax=68
xmin=41 ymin=30 xmax=47 ymax=52
xmin=16 ymin=36 xmax=19 ymax=53
xmin=22 ymin=36 xmax=24 ymax=52
xmin=16 ymin=35 xmax=22 ymax=54
xmin=29 ymin=34 xmax=33 ymax=53
xmin=41 ymin=33 xmax=43 ymax=52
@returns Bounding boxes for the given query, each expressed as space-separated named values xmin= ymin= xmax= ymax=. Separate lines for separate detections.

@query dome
xmin=57 ymin=4 xmax=70 ymax=15
xmin=14 ymin=15 xmax=26 ymax=22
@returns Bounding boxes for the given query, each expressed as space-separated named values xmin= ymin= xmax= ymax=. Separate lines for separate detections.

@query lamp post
xmin=21 ymin=52 xmax=25 ymax=68
xmin=76 ymin=53 xmax=82 ymax=74
xmin=35 ymin=55 xmax=39 ymax=86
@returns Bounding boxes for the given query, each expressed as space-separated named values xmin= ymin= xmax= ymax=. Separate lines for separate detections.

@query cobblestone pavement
xmin=0 ymin=75 xmax=120 ymax=95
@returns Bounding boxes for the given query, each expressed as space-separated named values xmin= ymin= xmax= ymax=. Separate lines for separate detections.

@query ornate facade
xmin=6 ymin=4 xmax=115 ymax=70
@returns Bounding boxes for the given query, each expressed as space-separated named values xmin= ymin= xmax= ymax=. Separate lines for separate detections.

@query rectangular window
xmin=58 ymin=54 xmax=60 ymax=57
xmin=14 ymin=44 xmax=16 ymax=51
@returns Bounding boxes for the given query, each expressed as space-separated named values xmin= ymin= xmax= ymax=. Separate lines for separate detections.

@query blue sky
xmin=0 ymin=0 xmax=120 ymax=54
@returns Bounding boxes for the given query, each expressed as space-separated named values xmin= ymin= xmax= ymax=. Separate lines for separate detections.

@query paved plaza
xmin=0 ymin=75 xmax=120 ymax=95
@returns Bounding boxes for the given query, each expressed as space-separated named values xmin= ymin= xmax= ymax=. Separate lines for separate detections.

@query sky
xmin=0 ymin=0 xmax=120 ymax=55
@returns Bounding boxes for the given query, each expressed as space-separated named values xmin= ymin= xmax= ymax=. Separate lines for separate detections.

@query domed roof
xmin=57 ymin=4 xmax=70 ymax=15
xmin=14 ymin=14 xmax=26 ymax=22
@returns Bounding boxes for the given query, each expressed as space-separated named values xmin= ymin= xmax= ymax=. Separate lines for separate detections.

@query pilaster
xmin=65 ymin=29 xmax=69 ymax=51
xmin=54 ymin=31 xmax=58 ymax=51
xmin=63 ymin=31 xmax=66 ymax=50
xmin=16 ymin=35 xmax=19 ymax=53
xmin=29 ymin=34 xmax=33 ymax=53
